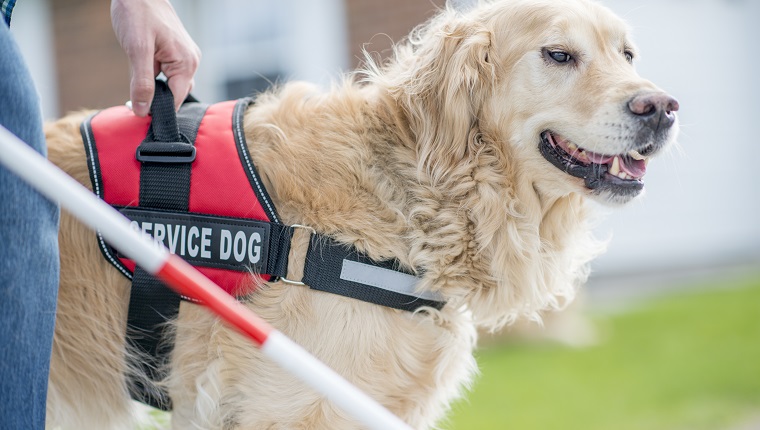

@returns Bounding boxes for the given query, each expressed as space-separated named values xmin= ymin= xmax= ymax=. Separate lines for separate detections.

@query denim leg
xmin=0 ymin=22 xmax=60 ymax=429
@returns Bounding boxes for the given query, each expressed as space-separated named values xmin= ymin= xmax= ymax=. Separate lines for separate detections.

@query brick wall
xmin=52 ymin=0 xmax=130 ymax=114
xmin=345 ymin=0 xmax=445 ymax=69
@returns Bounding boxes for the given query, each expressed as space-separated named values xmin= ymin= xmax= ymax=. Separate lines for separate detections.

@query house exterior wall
xmin=42 ymin=0 xmax=443 ymax=113
xmin=50 ymin=0 xmax=131 ymax=113
xmin=345 ymin=0 xmax=445 ymax=69
xmin=12 ymin=0 xmax=760 ymax=275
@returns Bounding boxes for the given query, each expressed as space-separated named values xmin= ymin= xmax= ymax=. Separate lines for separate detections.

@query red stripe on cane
xmin=156 ymin=254 xmax=273 ymax=345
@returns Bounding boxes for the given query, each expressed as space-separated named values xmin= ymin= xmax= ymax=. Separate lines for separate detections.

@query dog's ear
xmin=399 ymin=15 xmax=494 ymax=184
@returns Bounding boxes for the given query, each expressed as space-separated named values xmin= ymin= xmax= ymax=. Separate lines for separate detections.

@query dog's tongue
xmin=620 ymin=156 xmax=646 ymax=178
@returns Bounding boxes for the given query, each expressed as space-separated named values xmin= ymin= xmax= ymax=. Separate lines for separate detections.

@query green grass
xmin=445 ymin=273 xmax=760 ymax=430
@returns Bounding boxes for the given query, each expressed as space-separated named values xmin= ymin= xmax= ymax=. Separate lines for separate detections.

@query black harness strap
xmin=302 ymin=236 xmax=445 ymax=312
xmin=127 ymin=81 xmax=207 ymax=410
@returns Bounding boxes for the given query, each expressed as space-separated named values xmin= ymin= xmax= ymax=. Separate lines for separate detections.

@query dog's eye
xmin=624 ymin=50 xmax=634 ymax=64
xmin=546 ymin=50 xmax=573 ymax=64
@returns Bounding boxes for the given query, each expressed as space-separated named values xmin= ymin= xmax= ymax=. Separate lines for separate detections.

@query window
xmin=175 ymin=0 xmax=348 ymax=102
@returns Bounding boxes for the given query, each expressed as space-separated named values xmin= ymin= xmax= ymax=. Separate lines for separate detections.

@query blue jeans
xmin=0 ymin=21 xmax=60 ymax=429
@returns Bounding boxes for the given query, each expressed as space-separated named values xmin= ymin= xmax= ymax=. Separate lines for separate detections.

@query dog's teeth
xmin=644 ymin=158 xmax=650 ymax=167
xmin=610 ymin=156 xmax=621 ymax=176
xmin=628 ymin=150 xmax=646 ymax=161
xmin=568 ymin=143 xmax=578 ymax=152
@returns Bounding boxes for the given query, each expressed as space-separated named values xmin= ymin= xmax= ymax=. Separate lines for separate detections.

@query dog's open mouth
xmin=539 ymin=130 xmax=651 ymax=194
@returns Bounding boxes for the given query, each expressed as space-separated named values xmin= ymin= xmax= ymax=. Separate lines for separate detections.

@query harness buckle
xmin=281 ymin=224 xmax=316 ymax=286
xmin=136 ymin=141 xmax=196 ymax=164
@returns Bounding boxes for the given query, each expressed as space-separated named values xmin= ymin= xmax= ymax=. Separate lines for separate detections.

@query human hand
xmin=111 ymin=0 xmax=201 ymax=117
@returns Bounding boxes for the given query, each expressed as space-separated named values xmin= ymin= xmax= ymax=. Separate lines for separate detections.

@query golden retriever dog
xmin=44 ymin=0 xmax=679 ymax=428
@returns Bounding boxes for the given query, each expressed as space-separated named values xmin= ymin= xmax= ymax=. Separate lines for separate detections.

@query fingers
xmin=162 ymin=46 xmax=199 ymax=110
xmin=128 ymin=45 xmax=157 ymax=117
xmin=131 ymin=49 xmax=198 ymax=115
xmin=112 ymin=0 xmax=201 ymax=117
xmin=129 ymin=42 xmax=199 ymax=116
xmin=167 ymin=75 xmax=194 ymax=111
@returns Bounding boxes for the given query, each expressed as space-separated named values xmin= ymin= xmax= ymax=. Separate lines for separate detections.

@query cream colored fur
xmin=44 ymin=0 xmax=677 ymax=428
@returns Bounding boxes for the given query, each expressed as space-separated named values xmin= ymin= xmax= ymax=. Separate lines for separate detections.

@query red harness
xmin=84 ymin=98 xmax=281 ymax=298
xmin=81 ymin=81 xmax=443 ymax=410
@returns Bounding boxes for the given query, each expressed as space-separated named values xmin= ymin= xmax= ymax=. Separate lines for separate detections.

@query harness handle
xmin=130 ymin=79 xmax=204 ymax=408
xmin=135 ymin=80 xmax=196 ymax=164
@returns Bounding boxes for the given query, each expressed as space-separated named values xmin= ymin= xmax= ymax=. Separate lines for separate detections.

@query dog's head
xmin=369 ymin=0 xmax=680 ymax=325
xmin=488 ymin=0 xmax=679 ymax=205
xmin=386 ymin=0 xmax=679 ymax=205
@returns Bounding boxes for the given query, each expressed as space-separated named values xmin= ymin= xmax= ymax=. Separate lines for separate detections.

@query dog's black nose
xmin=627 ymin=92 xmax=679 ymax=132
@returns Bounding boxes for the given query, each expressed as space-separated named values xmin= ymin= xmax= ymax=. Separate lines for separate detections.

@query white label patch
xmin=120 ymin=207 xmax=269 ymax=272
